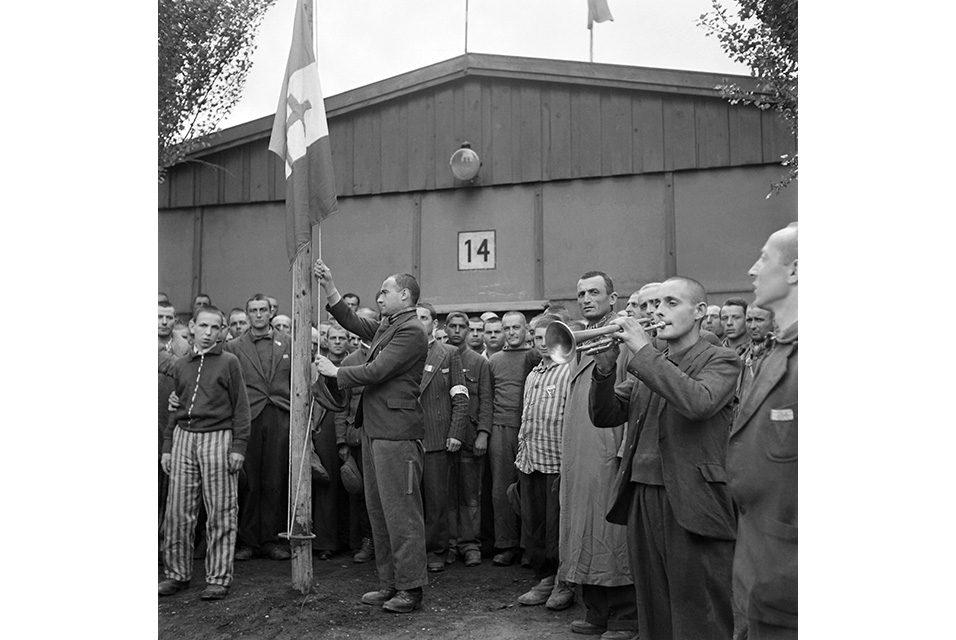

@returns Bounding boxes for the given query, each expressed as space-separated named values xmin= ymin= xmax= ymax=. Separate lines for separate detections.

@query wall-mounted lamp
xmin=450 ymin=142 xmax=481 ymax=181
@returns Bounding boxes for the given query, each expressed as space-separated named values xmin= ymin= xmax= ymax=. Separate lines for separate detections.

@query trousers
xmin=448 ymin=448 xmax=483 ymax=553
xmin=363 ymin=431 xmax=427 ymax=590
xmin=627 ymin=483 xmax=735 ymax=640
xmin=518 ymin=470 xmax=559 ymax=580
xmin=581 ymin=584 xmax=639 ymax=632
xmin=238 ymin=405 xmax=290 ymax=551
xmin=163 ymin=427 xmax=238 ymax=586
xmin=488 ymin=424 xmax=520 ymax=548
xmin=423 ymin=450 xmax=451 ymax=564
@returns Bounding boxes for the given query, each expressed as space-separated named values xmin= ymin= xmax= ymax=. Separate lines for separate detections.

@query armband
xmin=450 ymin=385 xmax=470 ymax=399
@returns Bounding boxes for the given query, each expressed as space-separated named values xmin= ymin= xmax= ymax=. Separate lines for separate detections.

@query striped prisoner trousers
xmin=163 ymin=426 xmax=238 ymax=587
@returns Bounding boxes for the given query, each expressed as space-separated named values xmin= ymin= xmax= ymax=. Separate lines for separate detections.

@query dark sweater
xmin=163 ymin=344 xmax=251 ymax=456
xmin=488 ymin=347 xmax=540 ymax=428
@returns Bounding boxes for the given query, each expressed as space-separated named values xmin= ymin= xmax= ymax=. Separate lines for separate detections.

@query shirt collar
xmin=251 ymin=328 xmax=275 ymax=342
xmin=586 ymin=311 xmax=616 ymax=331
xmin=190 ymin=343 xmax=222 ymax=359
xmin=384 ymin=307 xmax=417 ymax=326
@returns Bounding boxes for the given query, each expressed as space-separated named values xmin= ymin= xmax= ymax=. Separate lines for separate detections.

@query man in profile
xmin=314 ymin=259 xmax=429 ymax=614
xmin=727 ymin=223 xmax=798 ymax=639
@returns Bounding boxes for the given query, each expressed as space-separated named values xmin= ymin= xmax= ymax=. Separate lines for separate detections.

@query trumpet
xmin=545 ymin=320 xmax=666 ymax=364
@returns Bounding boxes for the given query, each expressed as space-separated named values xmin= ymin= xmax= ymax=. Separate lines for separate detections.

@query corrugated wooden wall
xmin=158 ymin=76 xmax=793 ymax=209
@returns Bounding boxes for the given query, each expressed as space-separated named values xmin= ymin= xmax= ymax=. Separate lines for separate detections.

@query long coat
xmin=558 ymin=351 xmax=632 ymax=586
xmin=727 ymin=321 xmax=797 ymax=629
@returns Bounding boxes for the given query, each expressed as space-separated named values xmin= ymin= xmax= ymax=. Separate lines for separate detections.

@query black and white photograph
xmin=12 ymin=0 xmax=955 ymax=638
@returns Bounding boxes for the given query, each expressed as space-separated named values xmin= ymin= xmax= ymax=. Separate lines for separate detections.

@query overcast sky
xmin=221 ymin=0 xmax=751 ymax=129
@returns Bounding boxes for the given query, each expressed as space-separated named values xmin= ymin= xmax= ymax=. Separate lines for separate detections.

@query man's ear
xmin=694 ymin=302 xmax=707 ymax=321
xmin=609 ymin=291 xmax=619 ymax=306
xmin=788 ymin=259 xmax=798 ymax=284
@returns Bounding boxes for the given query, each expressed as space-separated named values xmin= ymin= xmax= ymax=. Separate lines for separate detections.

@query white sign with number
xmin=458 ymin=231 xmax=496 ymax=270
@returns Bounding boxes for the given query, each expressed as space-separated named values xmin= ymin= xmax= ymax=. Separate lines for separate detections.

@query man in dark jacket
xmin=590 ymin=276 xmax=740 ymax=640
xmin=443 ymin=311 xmax=493 ymax=568
xmin=727 ymin=223 xmax=798 ymax=639
xmin=415 ymin=302 xmax=468 ymax=573
xmin=313 ymin=259 xmax=429 ymax=614
xmin=223 ymin=294 xmax=293 ymax=561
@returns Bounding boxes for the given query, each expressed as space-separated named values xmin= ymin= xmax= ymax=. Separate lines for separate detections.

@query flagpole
xmin=464 ymin=0 xmax=469 ymax=53
xmin=286 ymin=0 xmax=316 ymax=594
xmin=589 ymin=27 xmax=594 ymax=62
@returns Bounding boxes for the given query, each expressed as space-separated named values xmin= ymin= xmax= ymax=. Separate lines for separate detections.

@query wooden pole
xmin=289 ymin=242 xmax=314 ymax=593
xmin=589 ymin=27 xmax=594 ymax=63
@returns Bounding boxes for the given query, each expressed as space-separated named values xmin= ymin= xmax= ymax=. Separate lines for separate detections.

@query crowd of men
xmin=157 ymin=222 xmax=798 ymax=640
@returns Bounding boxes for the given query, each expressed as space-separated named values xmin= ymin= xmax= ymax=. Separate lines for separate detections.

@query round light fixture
xmin=450 ymin=142 xmax=481 ymax=181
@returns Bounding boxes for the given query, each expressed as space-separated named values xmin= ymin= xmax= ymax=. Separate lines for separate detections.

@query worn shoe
xmin=546 ymin=580 xmax=575 ymax=610
xmin=264 ymin=545 xmax=291 ymax=561
xmin=200 ymin=584 xmax=230 ymax=600
xmin=445 ymin=547 xmax=459 ymax=565
xmin=570 ymin=620 xmax=607 ymax=635
xmin=353 ymin=538 xmax=374 ymax=564
xmin=600 ymin=631 xmax=638 ymax=640
xmin=383 ymin=588 xmax=423 ymax=613
xmin=427 ymin=561 xmax=445 ymax=573
xmin=492 ymin=547 xmax=521 ymax=566
xmin=158 ymin=579 xmax=189 ymax=596
xmin=234 ymin=546 xmax=256 ymax=561
xmin=518 ymin=575 xmax=556 ymax=606
xmin=463 ymin=549 xmax=482 ymax=567
xmin=361 ymin=588 xmax=397 ymax=605
xmin=317 ymin=550 xmax=334 ymax=561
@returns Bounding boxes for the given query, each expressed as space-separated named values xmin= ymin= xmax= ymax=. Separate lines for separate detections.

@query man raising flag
xmin=269 ymin=0 xmax=338 ymax=264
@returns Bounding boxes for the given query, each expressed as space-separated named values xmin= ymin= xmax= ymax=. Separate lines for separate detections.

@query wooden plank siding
xmin=161 ymin=72 xmax=793 ymax=209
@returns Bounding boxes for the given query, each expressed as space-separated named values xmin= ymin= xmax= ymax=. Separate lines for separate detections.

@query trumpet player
xmin=589 ymin=276 xmax=740 ymax=640
xmin=559 ymin=271 xmax=639 ymax=639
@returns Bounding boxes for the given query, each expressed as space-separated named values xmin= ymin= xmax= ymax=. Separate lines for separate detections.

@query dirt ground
xmin=158 ymin=551 xmax=583 ymax=639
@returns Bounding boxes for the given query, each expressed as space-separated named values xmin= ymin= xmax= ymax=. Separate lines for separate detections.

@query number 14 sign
xmin=458 ymin=231 xmax=496 ymax=270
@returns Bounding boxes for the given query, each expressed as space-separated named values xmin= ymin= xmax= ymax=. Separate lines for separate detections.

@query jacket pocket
xmin=766 ymin=403 xmax=798 ymax=462
xmin=697 ymin=462 xmax=728 ymax=484
xmin=386 ymin=398 xmax=418 ymax=410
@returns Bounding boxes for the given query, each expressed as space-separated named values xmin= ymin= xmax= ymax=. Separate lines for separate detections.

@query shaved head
xmin=663 ymin=276 xmax=707 ymax=306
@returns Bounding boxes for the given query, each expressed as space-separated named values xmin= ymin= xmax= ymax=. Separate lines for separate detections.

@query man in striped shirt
xmin=514 ymin=315 xmax=572 ymax=607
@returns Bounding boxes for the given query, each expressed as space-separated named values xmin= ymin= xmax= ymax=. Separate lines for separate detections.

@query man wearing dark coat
xmin=727 ymin=223 xmax=798 ymax=639
xmin=223 ymin=294 xmax=293 ymax=561
xmin=590 ymin=276 xmax=740 ymax=640
xmin=313 ymin=259 xmax=429 ymax=614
